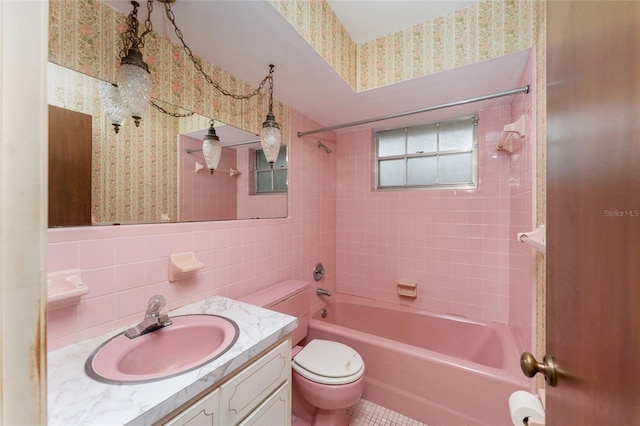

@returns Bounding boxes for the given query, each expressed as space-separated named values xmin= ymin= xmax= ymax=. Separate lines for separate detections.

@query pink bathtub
xmin=305 ymin=294 xmax=528 ymax=426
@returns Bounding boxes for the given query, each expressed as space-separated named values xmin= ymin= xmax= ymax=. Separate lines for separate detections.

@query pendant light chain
xmin=161 ymin=0 xmax=271 ymax=101
xmin=268 ymin=65 xmax=275 ymax=112
xmin=149 ymin=100 xmax=194 ymax=117
xmin=120 ymin=0 xmax=154 ymax=59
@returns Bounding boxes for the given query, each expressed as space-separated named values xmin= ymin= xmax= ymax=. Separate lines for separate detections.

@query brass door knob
xmin=520 ymin=352 xmax=558 ymax=386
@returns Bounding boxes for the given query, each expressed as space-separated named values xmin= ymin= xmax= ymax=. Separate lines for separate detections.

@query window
xmin=375 ymin=116 xmax=478 ymax=190
xmin=255 ymin=146 xmax=287 ymax=193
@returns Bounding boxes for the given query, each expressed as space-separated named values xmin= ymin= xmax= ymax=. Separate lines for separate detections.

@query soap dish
xmin=397 ymin=280 xmax=418 ymax=298
xmin=169 ymin=252 xmax=205 ymax=282
xmin=47 ymin=269 xmax=89 ymax=310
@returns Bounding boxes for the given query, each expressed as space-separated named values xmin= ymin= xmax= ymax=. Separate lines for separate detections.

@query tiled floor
xmin=292 ymin=398 xmax=426 ymax=426
xmin=348 ymin=399 xmax=427 ymax=426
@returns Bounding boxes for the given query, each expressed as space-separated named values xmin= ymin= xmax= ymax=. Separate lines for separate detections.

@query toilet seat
xmin=292 ymin=339 xmax=364 ymax=385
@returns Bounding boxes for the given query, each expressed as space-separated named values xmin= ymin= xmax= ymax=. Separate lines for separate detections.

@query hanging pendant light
xmin=260 ymin=65 xmax=282 ymax=169
xmin=103 ymin=1 xmax=283 ymax=143
xmin=202 ymin=120 xmax=222 ymax=173
xmin=99 ymin=82 xmax=128 ymax=133
xmin=117 ymin=47 xmax=151 ymax=127
xmin=116 ymin=1 xmax=152 ymax=127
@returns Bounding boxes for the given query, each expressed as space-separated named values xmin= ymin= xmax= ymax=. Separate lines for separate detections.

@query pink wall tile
xmin=334 ymin=103 xmax=532 ymax=325
xmin=46 ymin=109 xmax=338 ymax=351
xmin=48 ymin=242 xmax=78 ymax=272
xmin=79 ymin=239 xmax=115 ymax=269
xmin=178 ymin=134 xmax=238 ymax=222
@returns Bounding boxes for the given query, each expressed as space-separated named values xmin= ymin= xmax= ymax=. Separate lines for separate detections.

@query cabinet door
xmin=164 ymin=388 xmax=220 ymax=426
xmin=238 ymin=383 xmax=290 ymax=426
xmin=220 ymin=340 xmax=290 ymax=425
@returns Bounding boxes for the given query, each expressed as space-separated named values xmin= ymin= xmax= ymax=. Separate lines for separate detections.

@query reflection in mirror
xmin=178 ymin=130 xmax=287 ymax=222
xmin=47 ymin=62 xmax=287 ymax=227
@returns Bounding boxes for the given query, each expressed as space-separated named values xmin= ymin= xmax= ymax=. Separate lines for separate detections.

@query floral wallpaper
xmin=269 ymin=0 xmax=537 ymax=91
xmin=48 ymin=0 xmax=289 ymax=223
xmin=269 ymin=0 xmax=357 ymax=88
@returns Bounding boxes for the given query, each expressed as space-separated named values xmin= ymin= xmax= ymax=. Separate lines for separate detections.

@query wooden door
xmin=546 ymin=1 xmax=640 ymax=424
xmin=48 ymin=105 xmax=92 ymax=226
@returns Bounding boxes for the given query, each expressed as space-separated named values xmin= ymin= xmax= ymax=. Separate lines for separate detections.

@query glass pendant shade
xmin=202 ymin=123 xmax=222 ymax=173
xmin=261 ymin=110 xmax=282 ymax=168
xmin=117 ymin=48 xmax=151 ymax=127
xmin=99 ymin=82 xmax=128 ymax=133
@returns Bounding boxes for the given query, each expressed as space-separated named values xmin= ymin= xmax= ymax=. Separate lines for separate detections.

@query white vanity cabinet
xmin=163 ymin=338 xmax=291 ymax=426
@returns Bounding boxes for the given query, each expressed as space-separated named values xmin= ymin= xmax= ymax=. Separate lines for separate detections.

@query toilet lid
xmin=292 ymin=339 xmax=364 ymax=385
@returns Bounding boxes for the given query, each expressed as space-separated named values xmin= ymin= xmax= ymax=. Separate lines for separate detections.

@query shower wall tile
xmin=336 ymin=105 xmax=521 ymax=324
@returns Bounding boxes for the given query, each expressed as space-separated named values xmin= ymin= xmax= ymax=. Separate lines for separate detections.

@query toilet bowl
xmin=241 ymin=280 xmax=365 ymax=426
xmin=292 ymin=339 xmax=364 ymax=425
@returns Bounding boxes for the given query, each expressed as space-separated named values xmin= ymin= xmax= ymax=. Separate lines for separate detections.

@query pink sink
xmin=85 ymin=314 xmax=239 ymax=384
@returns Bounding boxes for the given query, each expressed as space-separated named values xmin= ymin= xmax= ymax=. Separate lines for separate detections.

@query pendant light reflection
xmin=99 ymin=82 xmax=129 ymax=133
xmin=260 ymin=65 xmax=282 ymax=168
xmin=202 ymin=120 xmax=222 ymax=174
xmin=117 ymin=50 xmax=151 ymax=127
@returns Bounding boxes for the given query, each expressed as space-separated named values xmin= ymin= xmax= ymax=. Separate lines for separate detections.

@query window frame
xmin=373 ymin=116 xmax=479 ymax=191
xmin=254 ymin=146 xmax=288 ymax=194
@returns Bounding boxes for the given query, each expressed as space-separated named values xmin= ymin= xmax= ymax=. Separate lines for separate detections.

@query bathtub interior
xmin=313 ymin=300 xmax=511 ymax=369
xmin=306 ymin=295 xmax=529 ymax=426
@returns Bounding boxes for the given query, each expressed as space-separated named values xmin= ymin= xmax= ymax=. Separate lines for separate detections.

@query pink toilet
xmin=241 ymin=280 xmax=364 ymax=426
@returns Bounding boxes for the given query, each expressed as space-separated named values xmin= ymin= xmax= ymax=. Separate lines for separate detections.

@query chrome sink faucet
xmin=124 ymin=295 xmax=173 ymax=339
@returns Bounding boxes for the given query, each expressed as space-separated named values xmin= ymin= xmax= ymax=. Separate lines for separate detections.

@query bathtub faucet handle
xmin=316 ymin=287 xmax=331 ymax=297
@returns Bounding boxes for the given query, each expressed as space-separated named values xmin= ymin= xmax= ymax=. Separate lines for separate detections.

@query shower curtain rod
xmin=297 ymin=85 xmax=529 ymax=137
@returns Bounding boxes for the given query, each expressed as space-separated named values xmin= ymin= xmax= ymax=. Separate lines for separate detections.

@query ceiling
xmin=103 ymin=0 xmax=530 ymax=135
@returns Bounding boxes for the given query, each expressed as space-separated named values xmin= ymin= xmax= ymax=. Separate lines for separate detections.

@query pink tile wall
xmin=178 ymin=134 xmax=237 ymax=221
xmin=508 ymin=48 xmax=537 ymax=353
xmin=47 ymin=109 xmax=337 ymax=351
xmin=235 ymin=147 xmax=287 ymax=219
xmin=335 ymin=105 xmax=520 ymax=324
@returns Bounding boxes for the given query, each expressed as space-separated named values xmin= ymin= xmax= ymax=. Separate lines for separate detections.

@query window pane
xmin=378 ymin=129 xmax=406 ymax=157
xmin=408 ymin=156 xmax=437 ymax=185
xmin=407 ymin=124 xmax=437 ymax=154
xmin=379 ymin=159 xmax=405 ymax=186
xmin=273 ymin=169 xmax=287 ymax=191
xmin=439 ymin=120 xmax=474 ymax=151
xmin=439 ymin=152 xmax=473 ymax=184
xmin=257 ymin=170 xmax=272 ymax=192
xmin=275 ymin=147 xmax=287 ymax=168
xmin=256 ymin=150 xmax=270 ymax=169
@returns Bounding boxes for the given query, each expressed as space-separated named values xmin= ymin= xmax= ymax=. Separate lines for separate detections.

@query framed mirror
xmin=47 ymin=62 xmax=287 ymax=227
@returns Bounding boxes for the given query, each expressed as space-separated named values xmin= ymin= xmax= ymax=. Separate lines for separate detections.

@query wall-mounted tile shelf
xmin=47 ymin=269 xmax=89 ymax=310
xmin=169 ymin=252 xmax=205 ymax=282
xmin=397 ymin=280 xmax=418 ymax=298
xmin=517 ymin=225 xmax=546 ymax=255
xmin=497 ymin=114 xmax=527 ymax=154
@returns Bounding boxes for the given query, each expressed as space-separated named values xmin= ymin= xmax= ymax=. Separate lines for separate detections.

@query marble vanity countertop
xmin=48 ymin=296 xmax=297 ymax=426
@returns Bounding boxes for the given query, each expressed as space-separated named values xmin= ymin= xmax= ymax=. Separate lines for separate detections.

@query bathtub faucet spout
xmin=316 ymin=287 xmax=332 ymax=297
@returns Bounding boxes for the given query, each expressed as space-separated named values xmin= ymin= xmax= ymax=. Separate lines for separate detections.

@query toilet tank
xmin=240 ymin=280 xmax=310 ymax=346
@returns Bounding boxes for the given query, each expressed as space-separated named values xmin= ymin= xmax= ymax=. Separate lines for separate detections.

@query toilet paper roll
xmin=508 ymin=391 xmax=545 ymax=426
